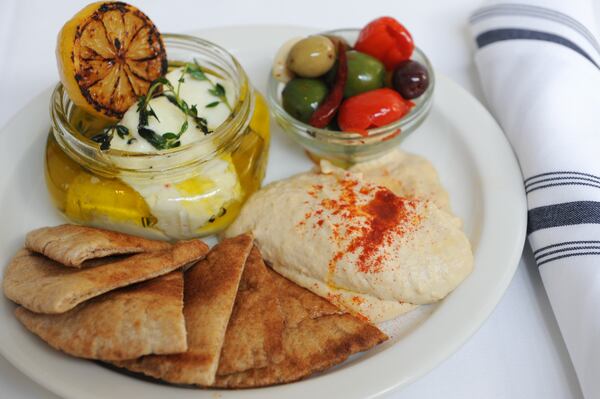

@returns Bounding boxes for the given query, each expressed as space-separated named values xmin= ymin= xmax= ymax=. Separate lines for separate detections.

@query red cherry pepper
xmin=337 ymin=88 xmax=413 ymax=135
xmin=308 ymin=42 xmax=347 ymax=128
xmin=355 ymin=16 xmax=414 ymax=70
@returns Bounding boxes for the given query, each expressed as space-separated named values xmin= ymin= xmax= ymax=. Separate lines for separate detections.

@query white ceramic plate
xmin=0 ymin=26 xmax=526 ymax=399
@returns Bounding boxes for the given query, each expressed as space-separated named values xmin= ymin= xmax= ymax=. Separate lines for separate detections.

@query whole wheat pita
xmin=15 ymin=271 xmax=186 ymax=361
xmin=213 ymin=246 xmax=388 ymax=388
xmin=3 ymin=239 xmax=208 ymax=314
xmin=26 ymin=224 xmax=171 ymax=268
xmin=115 ymin=234 xmax=253 ymax=386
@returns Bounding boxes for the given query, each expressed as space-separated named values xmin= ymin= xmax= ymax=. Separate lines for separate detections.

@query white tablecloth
xmin=0 ymin=0 xmax=597 ymax=398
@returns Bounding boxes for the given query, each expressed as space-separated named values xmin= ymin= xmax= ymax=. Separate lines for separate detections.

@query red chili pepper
xmin=355 ymin=16 xmax=414 ymax=70
xmin=337 ymin=88 xmax=413 ymax=136
xmin=309 ymin=42 xmax=347 ymax=128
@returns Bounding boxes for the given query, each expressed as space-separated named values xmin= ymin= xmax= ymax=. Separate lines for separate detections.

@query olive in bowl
xmin=392 ymin=60 xmax=430 ymax=100
xmin=287 ymin=35 xmax=336 ymax=78
xmin=325 ymin=50 xmax=385 ymax=98
xmin=267 ymin=24 xmax=434 ymax=165
xmin=282 ymin=78 xmax=328 ymax=123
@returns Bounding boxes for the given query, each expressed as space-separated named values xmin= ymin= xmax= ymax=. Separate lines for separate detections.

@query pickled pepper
xmin=308 ymin=42 xmax=347 ymax=128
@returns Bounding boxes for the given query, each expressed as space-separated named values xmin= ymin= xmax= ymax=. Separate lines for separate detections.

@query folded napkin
xmin=470 ymin=1 xmax=600 ymax=397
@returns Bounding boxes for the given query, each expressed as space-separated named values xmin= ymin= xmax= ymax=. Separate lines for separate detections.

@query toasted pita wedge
xmin=3 ymin=239 xmax=208 ymax=314
xmin=26 ymin=224 xmax=171 ymax=268
xmin=116 ymin=234 xmax=253 ymax=386
xmin=15 ymin=271 xmax=186 ymax=361
xmin=213 ymin=246 xmax=388 ymax=388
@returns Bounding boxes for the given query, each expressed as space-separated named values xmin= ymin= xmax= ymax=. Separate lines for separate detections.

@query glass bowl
xmin=267 ymin=28 xmax=434 ymax=166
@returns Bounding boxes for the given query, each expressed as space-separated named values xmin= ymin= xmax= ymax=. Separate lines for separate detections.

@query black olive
xmin=392 ymin=60 xmax=429 ymax=100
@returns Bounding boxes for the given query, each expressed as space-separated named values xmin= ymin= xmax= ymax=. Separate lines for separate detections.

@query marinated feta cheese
xmin=108 ymin=66 xmax=242 ymax=238
xmin=111 ymin=67 xmax=236 ymax=152
xmin=126 ymin=155 xmax=241 ymax=239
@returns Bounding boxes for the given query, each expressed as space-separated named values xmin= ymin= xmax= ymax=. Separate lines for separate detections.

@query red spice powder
xmin=351 ymin=295 xmax=365 ymax=305
xmin=326 ymin=292 xmax=343 ymax=305
xmin=353 ymin=311 xmax=371 ymax=323
xmin=348 ymin=189 xmax=418 ymax=273
xmin=300 ymin=177 xmax=421 ymax=277
xmin=325 ymin=179 xmax=420 ymax=274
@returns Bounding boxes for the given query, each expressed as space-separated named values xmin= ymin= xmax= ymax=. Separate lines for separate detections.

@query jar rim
xmin=50 ymin=33 xmax=254 ymax=174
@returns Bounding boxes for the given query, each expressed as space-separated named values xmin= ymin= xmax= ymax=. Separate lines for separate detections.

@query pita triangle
xmin=213 ymin=246 xmax=388 ymax=388
xmin=25 ymin=224 xmax=172 ymax=268
xmin=15 ymin=271 xmax=186 ymax=361
xmin=3 ymin=239 xmax=208 ymax=314
xmin=115 ymin=234 xmax=253 ymax=386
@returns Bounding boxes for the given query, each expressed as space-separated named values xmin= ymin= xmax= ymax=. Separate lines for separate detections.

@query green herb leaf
xmin=153 ymin=76 xmax=173 ymax=89
xmin=164 ymin=93 xmax=179 ymax=107
xmin=146 ymin=106 xmax=160 ymax=122
xmin=195 ymin=117 xmax=211 ymax=135
xmin=136 ymin=96 xmax=146 ymax=113
xmin=186 ymin=61 xmax=209 ymax=81
xmin=138 ymin=127 xmax=165 ymax=149
xmin=90 ymin=123 xmax=130 ymax=151
xmin=115 ymin=125 xmax=129 ymax=139
xmin=188 ymin=68 xmax=208 ymax=81
xmin=205 ymin=101 xmax=220 ymax=108
xmin=91 ymin=133 xmax=107 ymax=143
xmin=180 ymin=120 xmax=189 ymax=134
xmin=209 ymin=83 xmax=226 ymax=97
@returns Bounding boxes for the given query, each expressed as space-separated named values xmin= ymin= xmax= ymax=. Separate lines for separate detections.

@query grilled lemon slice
xmin=57 ymin=2 xmax=167 ymax=120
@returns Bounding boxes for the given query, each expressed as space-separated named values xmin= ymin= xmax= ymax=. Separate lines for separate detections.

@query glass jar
xmin=46 ymin=34 xmax=270 ymax=240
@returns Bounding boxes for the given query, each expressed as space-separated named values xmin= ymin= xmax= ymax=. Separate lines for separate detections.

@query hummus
xmin=348 ymin=150 xmax=451 ymax=212
xmin=225 ymin=151 xmax=473 ymax=322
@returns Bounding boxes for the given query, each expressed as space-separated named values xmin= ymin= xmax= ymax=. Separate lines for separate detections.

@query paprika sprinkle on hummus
xmin=305 ymin=177 xmax=421 ymax=274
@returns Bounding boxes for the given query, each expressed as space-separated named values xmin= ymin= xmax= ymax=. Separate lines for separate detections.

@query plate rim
xmin=0 ymin=25 xmax=527 ymax=399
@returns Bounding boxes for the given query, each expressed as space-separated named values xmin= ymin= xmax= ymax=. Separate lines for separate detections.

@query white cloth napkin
xmin=470 ymin=1 xmax=600 ymax=397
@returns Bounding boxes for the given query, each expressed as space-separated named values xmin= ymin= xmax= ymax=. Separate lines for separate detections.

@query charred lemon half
xmin=57 ymin=1 xmax=167 ymax=120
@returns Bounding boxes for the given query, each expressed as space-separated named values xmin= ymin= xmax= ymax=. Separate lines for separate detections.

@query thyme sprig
xmin=91 ymin=125 xmax=129 ymax=151
xmin=135 ymin=73 xmax=212 ymax=150
xmin=91 ymin=62 xmax=223 ymax=151
xmin=186 ymin=60 xmax=232 ymax=112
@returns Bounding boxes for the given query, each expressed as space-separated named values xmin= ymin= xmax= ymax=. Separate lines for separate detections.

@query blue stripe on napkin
xmin=533 ymin=240 xmax=600 ymax=255
xmin=475 ymin=28 xmax=599 ymax=68
xmin=534 ymin=241 xmax=600 ymax=266
xmin=537 ymin=251 xmax=600 ymax=266
xmin=527 ymin=201 xmax=600 ymax=234
xmin=525 ymin=171 xmax=600 ymax=194
xmin=470 ymin=2 xmax=600 ymax=55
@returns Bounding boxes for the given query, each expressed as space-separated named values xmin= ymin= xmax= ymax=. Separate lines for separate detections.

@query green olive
xmin=325 ymin=50 xmax=385 ymax=98
xmin=345 ymin=51 xmax=385 ymax=97
xmin=282 ymin=78 xmax=328 ymax=123
xmin=287 ymin=35 xmax=336 ymax=78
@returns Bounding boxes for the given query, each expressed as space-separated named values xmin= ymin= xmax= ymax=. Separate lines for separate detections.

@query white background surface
xmin=0 ymin=1 xmax=598 ymax=398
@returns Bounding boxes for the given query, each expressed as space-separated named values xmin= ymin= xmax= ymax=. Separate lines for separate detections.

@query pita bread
xmin=3 ymin=239 xmax=208 ymax=314
xmin=15 ymin=271 xmax=186 ymax=361
xmin=213 ymin=246 xmax=388 ymax=388
xmin=115 ymin=234 xmax=253 ymax=386
xmin=25 ymin=224 xmax=171 ymax=268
